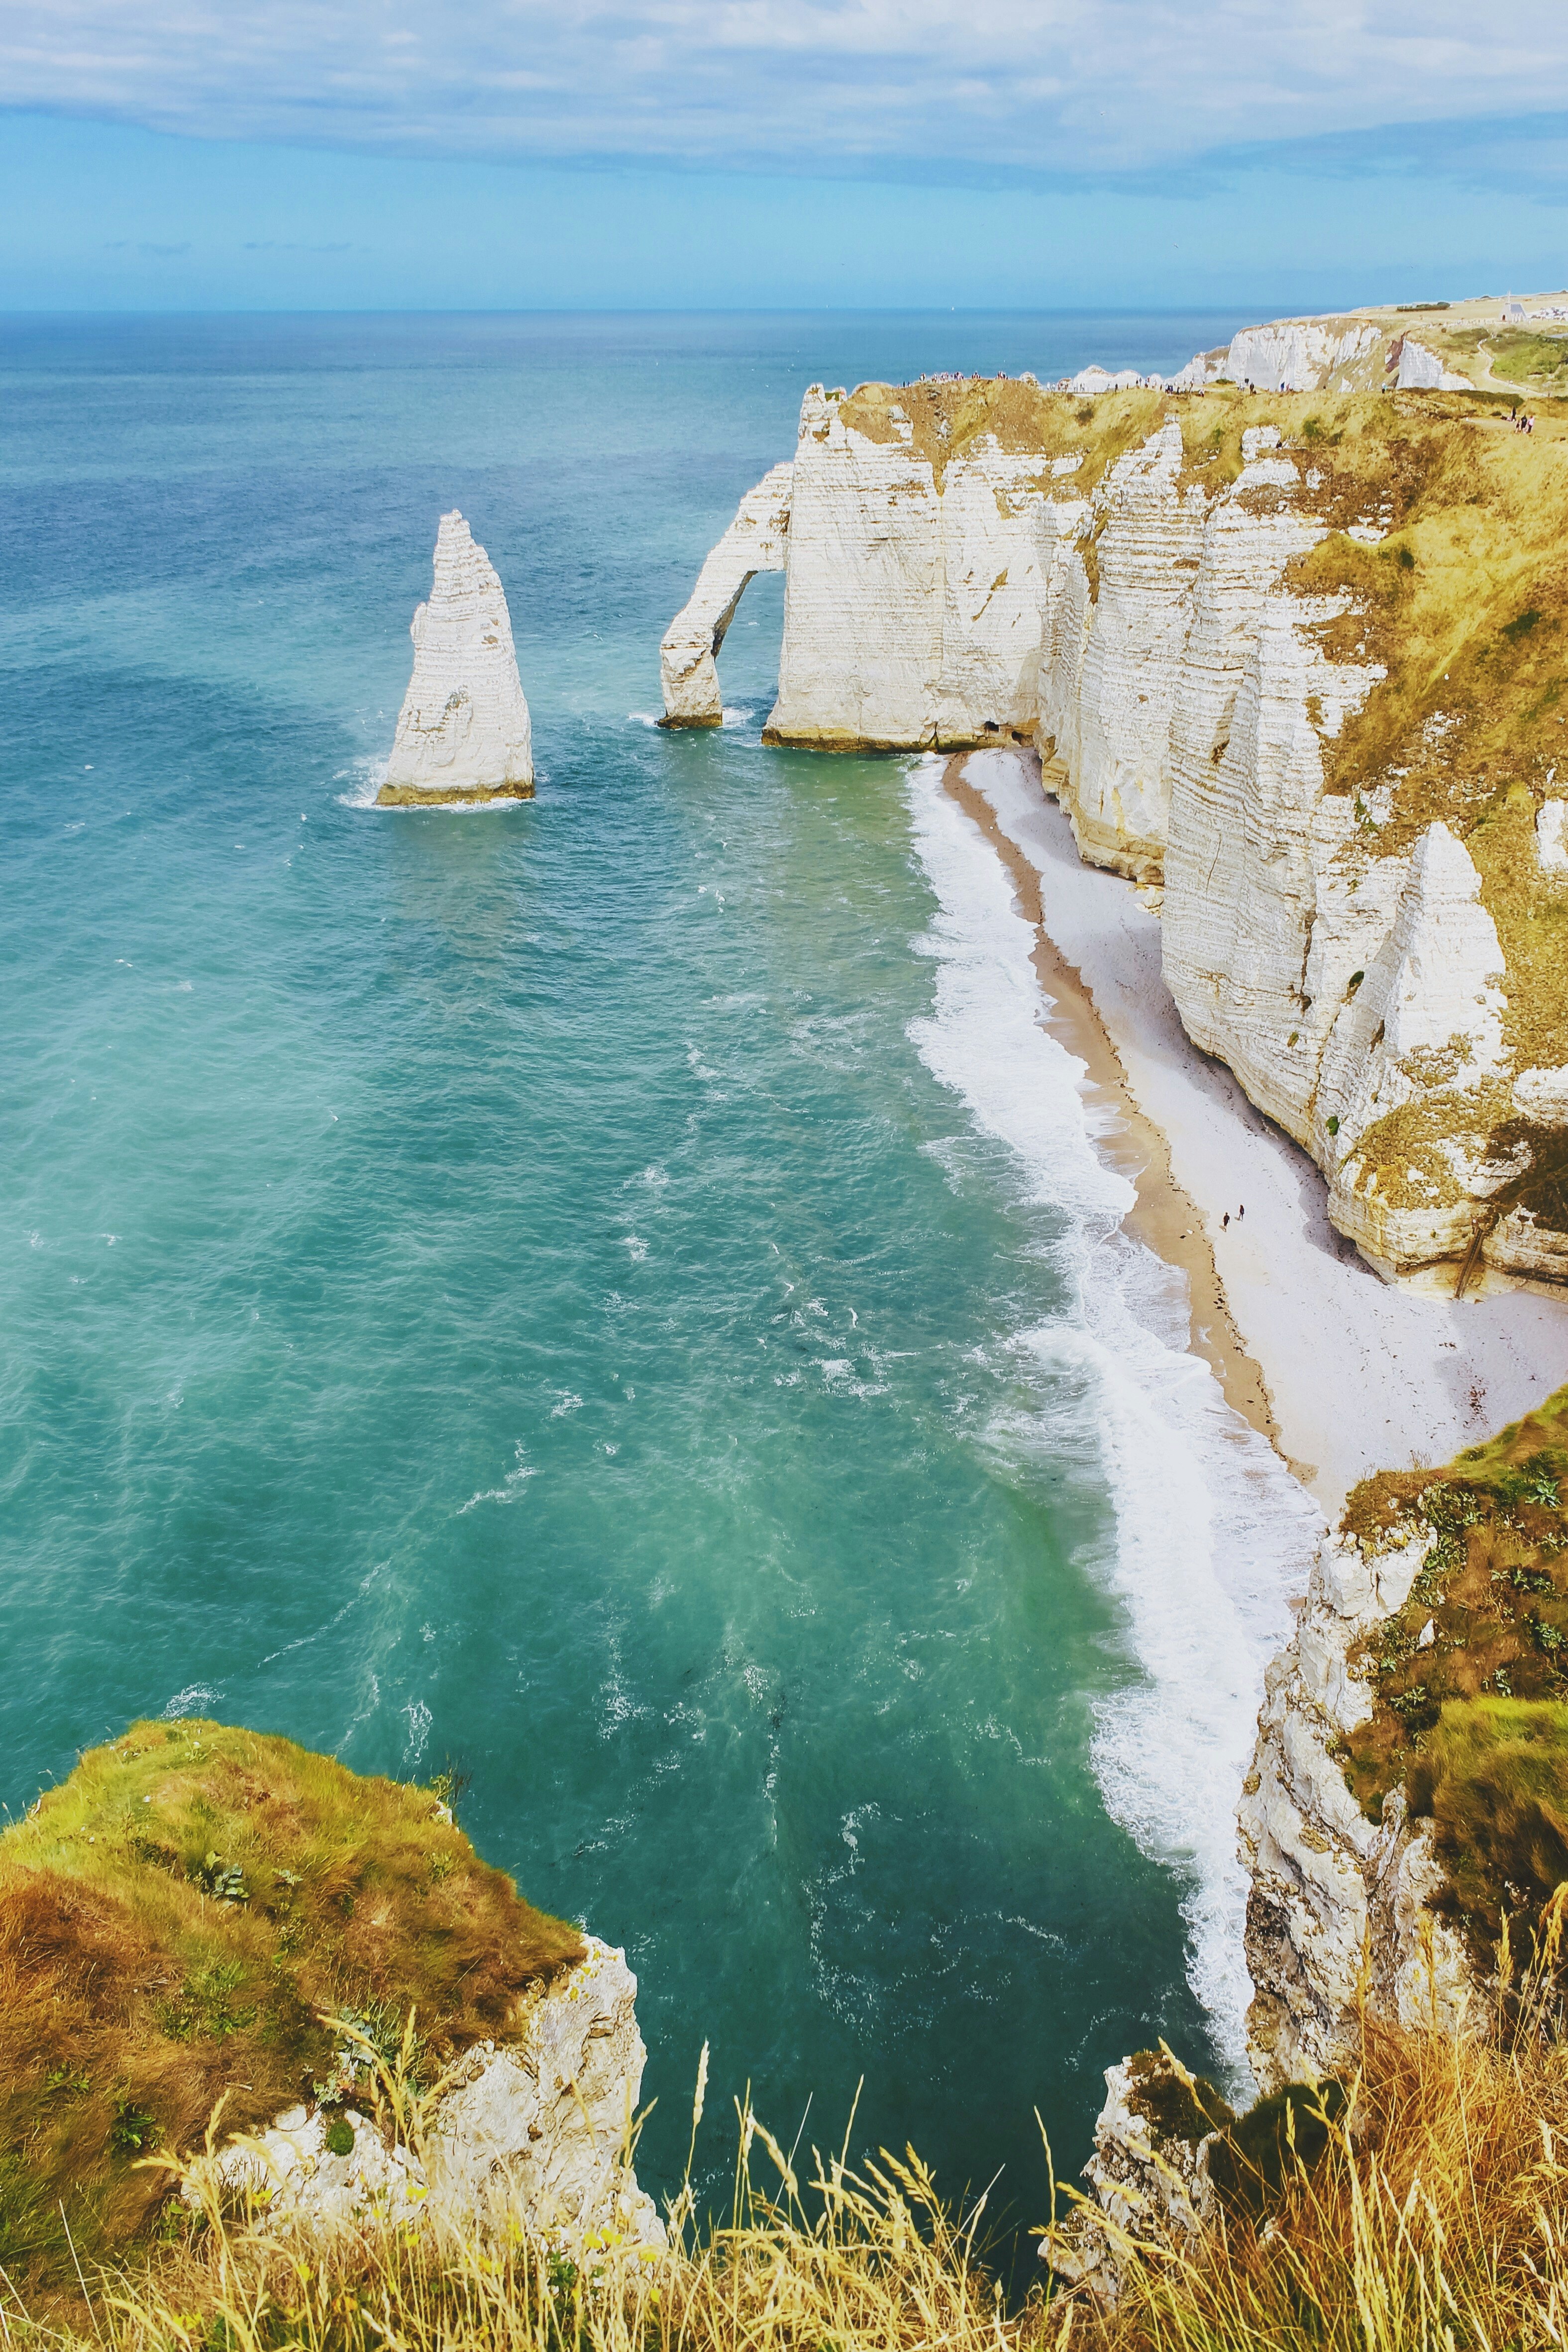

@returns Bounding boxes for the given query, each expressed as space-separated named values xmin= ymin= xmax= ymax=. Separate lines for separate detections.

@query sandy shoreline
xmin=951 ymin=747 xmax=1568 ymax=1517
xmin=943 ymin=758 xmax=1285 ymax=1459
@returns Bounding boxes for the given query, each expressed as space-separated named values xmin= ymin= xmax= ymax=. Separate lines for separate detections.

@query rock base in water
xmin=382 ymin=511 xmax=534 ymax=804
xmin=376 ymin=779 xmax=535 ymax=806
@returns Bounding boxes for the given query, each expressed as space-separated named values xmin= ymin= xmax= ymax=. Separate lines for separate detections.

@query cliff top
xmin=830 ymin=378 xmax=1568 ymax=1217
xmin=0 ymin=1720 xmax=583 ymax=2276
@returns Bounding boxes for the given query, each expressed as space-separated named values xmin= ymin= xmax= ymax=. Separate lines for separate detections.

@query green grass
xmin=1484 ymin=328 xmax=1568 ymax=388
xmin=1339 ymin=1386 xmax=1568 ymax=1964
xmin=1406 ymin=1698 xmax=1568 ymax=1950
xmin=0 ymin=1720 xmax=584 ymax=2283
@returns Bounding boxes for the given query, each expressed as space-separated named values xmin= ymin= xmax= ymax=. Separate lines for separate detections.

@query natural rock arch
xmin=659 ymin=463 xmax=793 ymax=726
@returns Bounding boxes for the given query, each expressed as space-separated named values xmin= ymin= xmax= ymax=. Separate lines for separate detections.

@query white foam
xmin=161 ymin=1682 xmax=224 ymax=1719
xmin=336 ymin=756 xmax=388 ymax=809
xmin=904 ymin=757 xmax=1320 ymax=2079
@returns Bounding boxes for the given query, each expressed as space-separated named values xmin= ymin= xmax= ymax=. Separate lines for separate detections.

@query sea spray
xmin=904 ymin=757 xmax=1321 ymax=2074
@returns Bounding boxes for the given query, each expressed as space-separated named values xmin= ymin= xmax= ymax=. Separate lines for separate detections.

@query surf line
xmin=941 ymin=752 xmax=1289 ymax=1468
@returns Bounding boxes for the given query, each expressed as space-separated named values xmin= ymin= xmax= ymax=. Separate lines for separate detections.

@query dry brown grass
xmin=13 ymin=1987 xmax=1568 ymax=2352
xmin=1099 ymin=1983 xmax=1568 ymax=2352
xmin=4 ymin=2072 xmax=1052 ymax=2352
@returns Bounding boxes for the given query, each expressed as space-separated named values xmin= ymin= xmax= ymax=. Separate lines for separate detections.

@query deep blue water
xmin=1 ymin=310 xmax=1283 ymax=2250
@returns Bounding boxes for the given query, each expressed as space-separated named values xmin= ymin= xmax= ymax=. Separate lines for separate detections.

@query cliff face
xmin=203 ymin=1936 xmax=662 ymax=2255
xmin=662 ymin=370 xmax=1568 ymax=1285
xmin=1035 ymin=402 xmax=1568 ymax=1285
xmin=765 ymin=383 xmax=1080 ymax=749
xmin=1239 ymin=1526 xmax=1480 ymax=2090
xmin=0 ymin=1721 xmax=655 ymax=2278
xmin=660 ymin=380 xmax=1094 ymax=749
xmin=380 ymin=511 xmax=533 ymax=806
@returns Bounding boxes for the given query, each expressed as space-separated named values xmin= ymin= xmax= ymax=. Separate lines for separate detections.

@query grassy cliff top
xmin=834 ymin=376 xmax=1568 ymax=1228
xmin=0 ymin=1720 xmax=584 ymax=2278
xmin=1339 ymin=1388 xmax=1568 ymax=1966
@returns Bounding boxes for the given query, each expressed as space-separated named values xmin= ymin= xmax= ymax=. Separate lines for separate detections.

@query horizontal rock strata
xmin=764 ymin=386 xmax=1071 ymax=749
xmin=660 ymin=354 xmax=1568 ymax=1287
xmin=380 ymin=511 xmax=534 ymax=806
xmin=660 ymin=464 xmax=792 ymax=725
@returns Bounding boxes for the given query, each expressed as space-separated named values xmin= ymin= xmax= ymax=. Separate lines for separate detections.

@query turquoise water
xmin=1 ymin=311 xmax=1298 ymax=2245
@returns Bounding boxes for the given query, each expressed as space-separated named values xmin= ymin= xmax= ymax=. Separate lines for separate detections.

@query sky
xmin=2 ymin=0 xmax=1568 ymax=309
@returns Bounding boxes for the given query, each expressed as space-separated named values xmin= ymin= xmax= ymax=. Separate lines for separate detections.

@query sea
xmin=0 ymin=310 xmax=1322 ymax=2252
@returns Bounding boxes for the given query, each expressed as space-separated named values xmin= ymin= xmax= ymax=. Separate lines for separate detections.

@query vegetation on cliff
xmin=840 ymin=371 xmax=1568 ymax=1248
xmin=1339 ymin=1383 xmax=1568 ymax=1968
xmin=9 ymin=1997 xmax=1568 ymax=2352
xmin=0 ymin=1721 xmax=583 ymax=2280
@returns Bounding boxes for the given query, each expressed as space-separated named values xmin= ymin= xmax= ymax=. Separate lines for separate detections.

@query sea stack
xmin=378 ymin=511 xmax=533 ymax=806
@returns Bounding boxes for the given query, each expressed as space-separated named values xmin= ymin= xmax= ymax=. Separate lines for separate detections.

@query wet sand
xmin=950 ymin=746 xmax=1568 ymax=1516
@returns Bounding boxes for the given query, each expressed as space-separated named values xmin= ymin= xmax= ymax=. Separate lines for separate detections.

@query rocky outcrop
xmin=764 ymin=386 xmax=1081 ymax=748
xmin=1224 ymin=320 xmax=1381 ymax=393
xmin=660 ymin=464 xmax=793 ymax=725
xmin=662 ymin=383 xmax=1080 ymax=749
xmin=379 ymin=511 xmax=533 ymax=806
xmin=1239 ymin=1531 xmax=1481 ymax=2090
xmin=196 ymin=1938 xmax=663 ymax=2254
xmin=1044 ymin=2050 xmax=1228 ymax=2302
xmin=1034 ymin=415 xmax=1567 ymax=1285
xmin=662 ymin=350 xmax=1567 ymax=1285
xmin=1038 ymin=420 xmax=1209 ymax=879
xmin=1167 ymin=318 xmax=1469 ymax=397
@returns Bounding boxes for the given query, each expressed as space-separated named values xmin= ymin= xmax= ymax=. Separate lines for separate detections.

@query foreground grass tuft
xmin=10 ymin=1991 xmax=1568 ymax=2352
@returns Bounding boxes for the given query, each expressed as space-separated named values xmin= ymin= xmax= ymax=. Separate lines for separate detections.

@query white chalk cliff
xmin=1239 ymin=1531 xmax=1479 ymax=2090
xmin=661 ymin=358 xmax=1567 ymax=1286
xmin=1175 ymin=319 xmax=1470 ymax=397
xmin=660 ymin=463 xmax=793 ymax=726
xmin=1044 ymin=422 xmax=1557 ymax=1284
xmin=661 ymin=386 xmax=1077 ymax=749
xmin=196 ymin=1937 xmax=662 ymax=2254
xmin=380 ymin=511 xmax=533 ymax=806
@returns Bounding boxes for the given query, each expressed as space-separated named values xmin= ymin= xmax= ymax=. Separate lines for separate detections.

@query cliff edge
xmin=660 ymin=360 xmax=1568 ymax=1289
xmin=0 ymin=1722 xmax=657 ymax=2282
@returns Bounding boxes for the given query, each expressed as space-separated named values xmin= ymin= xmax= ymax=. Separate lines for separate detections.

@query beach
xmin=953 ymin=746 xmax=1568 ymax=1517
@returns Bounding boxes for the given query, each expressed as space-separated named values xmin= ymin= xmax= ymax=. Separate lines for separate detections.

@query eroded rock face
xmin=660 ymin=464 xmax=793 ymax=726
xmin=758 ymin=386 xmax=1073 ymax=749
xmin=664 ymin=389 xmax=1565 ymax=1285
xmin=1035 ymin=418 xmax=1564 ymax=1284
xmin=380 ymin=511 xmax=534 ymax=806
xmin=197 ymin=1939 xmax=663 ymax=2254
xmin=1239 ymin=1533 xmax=1481 ymax=2091
xmin=1043 ymin=2051 xmax=1223 ymax=2303
xmin=1225 ymin=320 xmax=1380 ymax=392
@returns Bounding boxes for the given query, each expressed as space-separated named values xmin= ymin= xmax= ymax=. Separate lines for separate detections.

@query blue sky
xmin=3 ymin=0 xmax=1568 ymax=309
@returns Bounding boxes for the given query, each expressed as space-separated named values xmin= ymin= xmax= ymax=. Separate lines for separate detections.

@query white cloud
xmin=2 ymin=0 xmax=1567 ymax=177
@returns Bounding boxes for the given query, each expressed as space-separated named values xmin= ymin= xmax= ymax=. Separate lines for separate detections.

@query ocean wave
xmin=161 ymin=1681 xmax=224 ymax=1719
xmin=335 ymin=756 xmax=388 ymax=809
xmin=904 ymin=757 xmax=1321 ymax=2077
